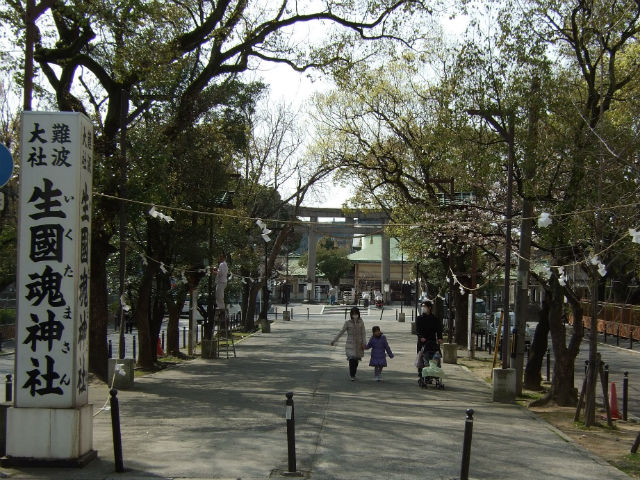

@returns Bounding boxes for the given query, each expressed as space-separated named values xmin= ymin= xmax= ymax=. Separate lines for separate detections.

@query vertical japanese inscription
xmin=17 ymin=112 xmax=93 ymax=408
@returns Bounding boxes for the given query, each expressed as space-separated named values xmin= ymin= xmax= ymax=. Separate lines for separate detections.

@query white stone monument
xmin=4 ymin=112 xmax=96 ymax=466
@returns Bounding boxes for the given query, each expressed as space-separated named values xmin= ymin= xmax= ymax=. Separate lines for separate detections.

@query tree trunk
xmin=134 ymin=263 xmax=156 ymax=369
xmin=524 ymin=298 xmax=550 ymax=390
xmin=89 ymin=229 xmax=113 ymax=380
xmin=454 ymin=290 xmax=468 ymax=347
xmin=247 ymin=283 xmax=261 ymax=329
xmin=550 ymin=346 xmax=578 ymax=406
xmin=168 ymin=286 xmax=189 ymax=355
xmin=584 ymin=273 xmax=599 ymax=426
xmin=240 ymin=269 xmax=257 ymax=331
xmin=515 ymin=199 xmax=534 ymax=394
xmin=547 ymin=278 xmax=579 ymax=406
xmin=149 ymin=274 xmax=166 ymax=362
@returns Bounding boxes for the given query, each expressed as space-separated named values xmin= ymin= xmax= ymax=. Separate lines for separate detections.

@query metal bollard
xmin=604 ymin=364 xmax=609 ymax=387
xmin=411 ymin=310 xmax=414 ymax=322
xmin=183 ymin=327 xmax=187 ymax=348
xmin=108 ymin=339 xmax=113 ymax=358
xmin=285 ymin=392 xmax=298 ymax=474
xmin=133 ymin=335 xmax=137 ymax=361
xmin=395 ymin=309 xmax=398 ymax=321
xmin=196 ymin=324 xmax=199 ymax=343
xmin=631 ymin=328 xmax=634 ymax=350
xmin=546 ymin=349 xmax=551 ymax=381
xmin=623 ymin=371 xmax=629 ymax=421
xmin=275 ymin=308 xmax=278 ymax=320
xmin=5 ymin=374 xmax=12 ymax=402
xmin=604 ymin=325 xmax=607 ymax=343
xmin=617 ymin=324 xmax=620 ymax=346
xmin=162 ymin=330 xmax=165 ymax=350
xmin=460 ymin=409 xmax=475 ymax=480
xmin=307 ymin=308 xmax=309 ymax=321
xmin=110 ymin=389 xmax=125 ymax=472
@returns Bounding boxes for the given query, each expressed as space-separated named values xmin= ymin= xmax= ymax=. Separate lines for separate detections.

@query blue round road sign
xmin=0 ymin=144 xmax=14 ymax=188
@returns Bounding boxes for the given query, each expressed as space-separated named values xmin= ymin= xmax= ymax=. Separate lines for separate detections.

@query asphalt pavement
xmin=0 ymin=305 xmax=635 ymax=479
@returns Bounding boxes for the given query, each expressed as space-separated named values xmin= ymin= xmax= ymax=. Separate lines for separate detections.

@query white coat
xmin=332 ymin=317 xmax=366 ymax=359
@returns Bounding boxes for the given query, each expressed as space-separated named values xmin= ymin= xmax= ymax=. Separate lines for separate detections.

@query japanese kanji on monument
xmin=4 ymin=111 xmax=96 ymax=466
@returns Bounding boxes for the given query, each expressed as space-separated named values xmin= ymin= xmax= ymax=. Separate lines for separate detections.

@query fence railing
xmin=568 ymin=301 xmax=640 ymax=340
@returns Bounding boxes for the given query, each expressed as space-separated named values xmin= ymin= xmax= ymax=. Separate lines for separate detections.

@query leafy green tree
xmin=459 ymin=0 xmax=640 ymax=409
xmin=1 ymin=0 xmax=431 ymax=377
xmin=299 ymin=238 xmax=353 ymax=287
xmin=311 ymin=55 xmax=502 ymax=346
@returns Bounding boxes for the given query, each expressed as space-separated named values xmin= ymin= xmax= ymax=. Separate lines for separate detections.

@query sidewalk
xmin=0 ymin=308 xmax=633 ymax=479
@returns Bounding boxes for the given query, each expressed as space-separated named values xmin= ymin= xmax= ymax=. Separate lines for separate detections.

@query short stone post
xmin=442 ymin=343 xmax=457 ymax=364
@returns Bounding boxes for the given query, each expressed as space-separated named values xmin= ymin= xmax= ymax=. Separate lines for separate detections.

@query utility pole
xmin=118 ymin=89 xmax=128 ymax=359
xmin=502 ymin=115 xmax=515 ymax=369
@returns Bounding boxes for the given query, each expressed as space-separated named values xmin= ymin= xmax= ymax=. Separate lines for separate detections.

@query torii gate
xmin=295 ymin=207 xmax=392 ymax=303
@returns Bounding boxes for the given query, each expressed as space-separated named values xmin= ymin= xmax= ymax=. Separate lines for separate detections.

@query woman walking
xmin=331 ymin=306 xmax=367 ymax=380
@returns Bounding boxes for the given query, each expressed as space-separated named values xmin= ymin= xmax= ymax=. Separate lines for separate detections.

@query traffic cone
xmin=157 ymin=337 xmax=164 ymax=357
xmin=610 ymin=382 xmax=621 ymax=419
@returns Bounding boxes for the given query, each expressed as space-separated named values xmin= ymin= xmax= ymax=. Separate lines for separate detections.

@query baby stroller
xmin=416 ymin=347 xmax=445 ymax=389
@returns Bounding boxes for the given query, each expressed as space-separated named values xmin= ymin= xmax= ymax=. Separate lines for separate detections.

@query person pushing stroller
xmin=415 ymin=300 xmax=443 ymax=379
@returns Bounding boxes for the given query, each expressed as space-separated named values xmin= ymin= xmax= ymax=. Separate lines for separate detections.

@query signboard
xmin=15 ymin=112 xmax=93 ymax=408
xmin=0 ymin=143 xmax=14 ymax=187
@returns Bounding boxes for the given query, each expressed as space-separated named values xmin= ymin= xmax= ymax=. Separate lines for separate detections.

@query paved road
xmin=574 ymin=333 xmax=640 ymax=418
xmin=0 ymin=306 xmax=634 ymax=479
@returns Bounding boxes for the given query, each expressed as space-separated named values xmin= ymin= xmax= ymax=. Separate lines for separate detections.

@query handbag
xmin=414 ymin=346 xmax=425 ymax=368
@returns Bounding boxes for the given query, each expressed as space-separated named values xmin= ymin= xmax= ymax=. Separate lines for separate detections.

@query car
xmin=473 ymin=298 xmax=489 ymax=332
xmin=488 ymin=311 xmax=536 ymax=345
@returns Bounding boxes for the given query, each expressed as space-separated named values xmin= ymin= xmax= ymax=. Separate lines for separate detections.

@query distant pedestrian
xmin=365 ymin=326 xmax=394 ymax=381
xmin=329 ymin=286 xmax=336 ymax=305
xmin=331 ymin=306 xmax=366 ymax=381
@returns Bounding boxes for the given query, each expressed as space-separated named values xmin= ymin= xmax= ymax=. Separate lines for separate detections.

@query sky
xmin=253 ymin=61 xmax=354 ymax=209
xmin=253 ymin=11 xmax=469 ymax=210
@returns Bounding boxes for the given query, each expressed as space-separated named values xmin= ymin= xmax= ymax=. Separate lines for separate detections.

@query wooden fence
xmin=568 ymin=301 xmax=640 ymax=341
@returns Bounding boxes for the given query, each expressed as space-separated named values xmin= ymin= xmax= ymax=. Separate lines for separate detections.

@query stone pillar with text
xmin=4 ymin=112 xmax=96 ymax=466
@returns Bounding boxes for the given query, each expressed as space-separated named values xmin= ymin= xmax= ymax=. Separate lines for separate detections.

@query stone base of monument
xmin=2 ymin=404 xmax=96 ymax=467
xmin=442 ymin=343 xmax=458 ymax=364
xmin=492 ymin=368 xmax=516 ymax=403
xmin=108 ymin=358 xmax=135 ymax=389
xmin=201 ymin=339 xmax=218 ymax=359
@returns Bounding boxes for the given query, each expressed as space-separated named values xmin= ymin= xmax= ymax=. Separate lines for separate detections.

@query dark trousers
xmin=349 ymin=358 xmax=360 ymax=377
